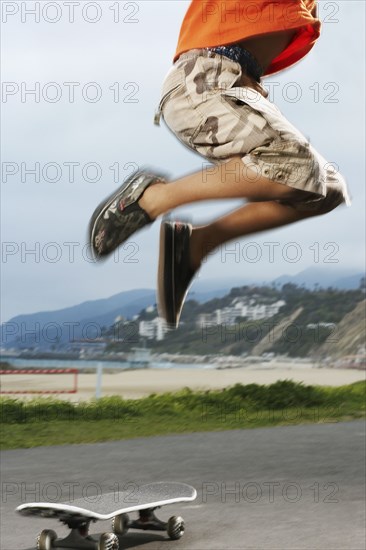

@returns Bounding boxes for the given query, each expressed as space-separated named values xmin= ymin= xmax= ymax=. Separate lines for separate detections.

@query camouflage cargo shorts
xmin=155 ymin=49 xmax=351 ymax=212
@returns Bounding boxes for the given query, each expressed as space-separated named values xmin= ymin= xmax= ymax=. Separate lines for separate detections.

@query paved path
xmin=1 ymin=421 xmax=365 ymax=549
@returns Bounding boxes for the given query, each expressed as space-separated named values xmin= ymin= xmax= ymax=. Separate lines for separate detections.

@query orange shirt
xmin=174 ymin=1 xmax=321 ymax=75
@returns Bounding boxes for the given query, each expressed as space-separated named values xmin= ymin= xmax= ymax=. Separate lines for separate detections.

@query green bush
xmin=2 ymin=381 xmax=363 ymax=424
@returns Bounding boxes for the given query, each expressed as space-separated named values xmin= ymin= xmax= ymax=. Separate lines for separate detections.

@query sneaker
xmin=89 ymin=169 xmax=167 ymax=259
xmin=157 ymin=219 xmax=198 ymax=328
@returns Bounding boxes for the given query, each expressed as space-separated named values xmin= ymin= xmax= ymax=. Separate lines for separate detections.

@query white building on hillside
xmin=196 ymin=313 xmax=217 ymax=327
xmin=139 ymin=317 xmax=169 ymax=341
xmin=197 ymin=298 xmax=286 ymax=327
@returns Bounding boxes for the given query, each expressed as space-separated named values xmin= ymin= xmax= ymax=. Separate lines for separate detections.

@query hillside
xmin=2 ymin=273 xmax=365 ymax=358
xmin=316 ymin=300 xmax=366 ymax=359
xmin=108 ymin=284 xmax=365 ymax=359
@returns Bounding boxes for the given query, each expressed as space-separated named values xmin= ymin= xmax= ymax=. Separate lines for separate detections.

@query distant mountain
xmin=332 ymin=274 xmax=365 ymax=290
xmin=273 ymin=267 xmax=364 ymax=290
xmin=0 ymin=286 xmax=241 ymax=348
xmin=1 ymin=289 xmax=156 ymax=348
xmin=1 ymin=267 xmax=363 ymax=350
xmin=7 ymin=289 xmax=155 ymax=327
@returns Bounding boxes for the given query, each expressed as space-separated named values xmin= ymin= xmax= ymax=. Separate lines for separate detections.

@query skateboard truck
xmin=113 ymin=507 xmax=185 ymax=540
xmin=36 ymin=516 xmax=118 ymax=550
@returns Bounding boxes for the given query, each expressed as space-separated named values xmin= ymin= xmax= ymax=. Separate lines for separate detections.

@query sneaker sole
xmin=89 ymin=176 xmax=141 ymax=259
xmin=158 ymin=220 xmax=176 ymax=327
xmin=157 ymin=220 xmax=194 ymax=329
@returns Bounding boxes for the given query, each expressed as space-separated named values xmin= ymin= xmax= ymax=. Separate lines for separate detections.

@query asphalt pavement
xmin=1 ymin=421 xmax=365 ymax=549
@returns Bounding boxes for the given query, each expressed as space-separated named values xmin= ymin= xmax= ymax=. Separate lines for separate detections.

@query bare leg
xmin=189 ymin=200 xmax=313 ymax=270
xmin=139 ymin=156 xmax=318 ymax=271
xmin=139 ymin=157 xmax=312 ymax=218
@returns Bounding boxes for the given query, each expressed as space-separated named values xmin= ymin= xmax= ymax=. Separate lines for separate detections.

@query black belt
xmin=205 ymin=45 xmax=263 ymax=82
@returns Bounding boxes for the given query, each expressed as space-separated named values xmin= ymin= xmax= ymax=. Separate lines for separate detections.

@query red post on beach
xmin=0 ymin=369 xmax=78 ymax=394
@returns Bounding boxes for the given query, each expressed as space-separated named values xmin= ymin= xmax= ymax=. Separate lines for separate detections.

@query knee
xmin=303 ymin=155 xmax=349 ymax=216
xmin=279 ymin=186 xmax=346 ymax=217
xmin=287 ymin=158 xmax=348 ymax=216
xmin=311 ymin=187 xmax=346 ymax=216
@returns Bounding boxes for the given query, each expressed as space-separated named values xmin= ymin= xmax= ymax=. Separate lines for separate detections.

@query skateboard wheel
xmin=98 ymin=532 xmax=119 ymax=550
xmin=112 ymin=513 xmax=129 ymax=535
xmin=167 ymin=516 xmax=185 ymax=540
xmin=36 ymin=529 xmax=57 ymax=550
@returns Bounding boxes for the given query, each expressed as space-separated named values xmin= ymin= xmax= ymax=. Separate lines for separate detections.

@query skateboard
xmin=16 ymin=481 xmax=197 ymax=550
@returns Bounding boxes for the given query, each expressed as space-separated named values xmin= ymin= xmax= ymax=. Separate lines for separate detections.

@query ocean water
xmin=1 ymin=358 xmax=214 ymax=370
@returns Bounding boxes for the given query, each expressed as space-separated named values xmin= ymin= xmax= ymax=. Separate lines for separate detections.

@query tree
xmin=359 ymin=277 xmax=366 ymax=292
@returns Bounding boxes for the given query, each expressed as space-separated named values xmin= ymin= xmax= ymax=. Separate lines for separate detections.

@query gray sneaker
xmin=89 ymin=169 xmax=167 ymax=259
xmin=157 ymin=219 xmax=197 ymax=328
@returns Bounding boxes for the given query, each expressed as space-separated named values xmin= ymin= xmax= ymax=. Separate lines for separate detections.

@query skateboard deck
xmin=17 ymin=481 xmax=197 ymax=550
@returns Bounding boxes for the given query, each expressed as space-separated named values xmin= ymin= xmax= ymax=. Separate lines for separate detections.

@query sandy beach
xmin=1 ymin=365 xmax=364 ymax=401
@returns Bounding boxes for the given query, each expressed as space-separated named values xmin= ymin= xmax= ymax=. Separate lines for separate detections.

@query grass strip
xmin=1 ymin=380 xmax=365 ymax=450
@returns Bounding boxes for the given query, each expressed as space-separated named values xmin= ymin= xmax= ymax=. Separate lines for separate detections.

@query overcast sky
xmin=1 ymin=1 xmax=365 ymax=322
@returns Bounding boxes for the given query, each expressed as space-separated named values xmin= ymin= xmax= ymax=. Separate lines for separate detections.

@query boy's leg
xmin=90 ymin=154 xmax=314 ymax=259
xmin=153 ymin=157 xmax=346 ymax=327
xmin=138 ymin=156 xmax=321 ymax=272
xmin=188 ymin=200 xmax=315 ymax=271
xmin=139 ymin=156 xmax=313 ymax=219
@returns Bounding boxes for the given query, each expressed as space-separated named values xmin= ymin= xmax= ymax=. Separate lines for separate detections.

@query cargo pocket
xmin=221 ymin=86 xmax=308 ymax=144
xmin=154 ymin=70 xmax=184 ymax=126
